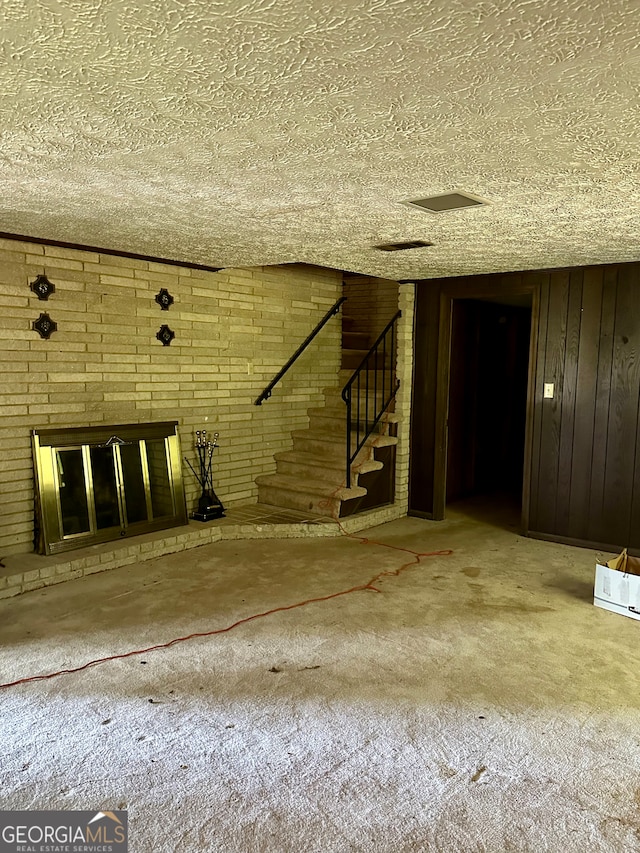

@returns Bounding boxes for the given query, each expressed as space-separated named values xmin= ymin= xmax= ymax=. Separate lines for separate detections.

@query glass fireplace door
xmin=57 ymin=447 xmax=92 ymax=538
xmin=89 ymin=445 xmax=123 ymax=532
xmin=33 ymin=422 xmax=187 ymax=555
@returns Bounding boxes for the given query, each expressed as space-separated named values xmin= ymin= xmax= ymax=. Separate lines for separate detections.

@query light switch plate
xmin=543 ymin=383 xmax=554 ymax=399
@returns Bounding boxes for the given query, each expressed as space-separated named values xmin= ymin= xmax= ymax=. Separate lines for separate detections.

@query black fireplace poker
xmin=185 ymin=429 xmax=225 ymax=521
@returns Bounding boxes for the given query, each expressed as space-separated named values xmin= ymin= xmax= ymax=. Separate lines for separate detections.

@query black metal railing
xmin=341 ymin=311 xmax=401 ymax=487
xmin=254 ymin=296 xmax=346 ymax=405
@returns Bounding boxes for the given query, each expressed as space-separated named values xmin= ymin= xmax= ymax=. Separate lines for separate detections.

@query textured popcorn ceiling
xmin=1 ymin=0 xmax=639 ymax=279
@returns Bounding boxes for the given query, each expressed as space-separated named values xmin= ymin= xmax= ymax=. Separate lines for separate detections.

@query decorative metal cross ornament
xmin=155 ymin=288 xmax=174 ymax=310
xmin=156 ymin=324 xmax=175 ymax=346
xmin=32 ymin=312 xmax=57 ymax=339
xmin=30 ymin=274 xmax=55 ymax=300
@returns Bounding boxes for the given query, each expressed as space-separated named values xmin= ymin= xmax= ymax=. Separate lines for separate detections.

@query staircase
xmin=255 ymin=319 xmax=399 ymax=519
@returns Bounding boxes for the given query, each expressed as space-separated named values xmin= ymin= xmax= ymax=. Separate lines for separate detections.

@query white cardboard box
xmin=594 ymin=550 xmax=640 ymax=621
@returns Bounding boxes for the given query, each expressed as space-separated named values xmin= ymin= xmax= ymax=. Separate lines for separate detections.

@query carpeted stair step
xmin=307 ymin=407 xmax=398 ymax=435
xmin=323 ymin=384 xmax=397 ymax=409
xmin=342 ymin=331 xmax=371 ymax=350
xmin=253 ymin=357 xmax=400 ymax=518
xmin=342 ymin=349 xmax=394 ymax=370
xmin=336 ymin=370 xmax=398 ymax=391
xmin=274 ymin=449 xmax=382 ymax=484
xmin=338 ymin=368 xmax=393 ymax=380
xmin=315 ymin=398 xmax=399 ymax=419
xmin=290 ymin=428 xmax=398 ymax=460
xmin=322 ymin=394 xmax=394 ymax=415
xmin=255 ymin=473 xmax=366 ymax=516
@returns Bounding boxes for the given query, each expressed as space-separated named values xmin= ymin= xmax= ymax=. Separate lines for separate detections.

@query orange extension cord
xmin=1 ymin=431 xmax=453 ymax=690
xmin=0 ymin=522 xmax=452 ymax=691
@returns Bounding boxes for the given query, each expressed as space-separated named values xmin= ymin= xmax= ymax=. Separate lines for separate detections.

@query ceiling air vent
xmin=374 ymin=240 xmax=434 ymax=252
xmin=403 ymin=192 xmax=489 ymax=213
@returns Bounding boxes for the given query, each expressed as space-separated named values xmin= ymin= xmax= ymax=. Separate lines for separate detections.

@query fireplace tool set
xmin=185 ymin=429 xmax=225 ymax=521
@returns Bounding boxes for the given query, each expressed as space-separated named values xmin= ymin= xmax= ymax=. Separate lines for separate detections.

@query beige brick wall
xmin=0 ymin=239 xmax=342 ymax=556
xmin=343 ymin=274 xmax=399 ymax=343
xmin=395 ymin=283 xmax=416 ymax=512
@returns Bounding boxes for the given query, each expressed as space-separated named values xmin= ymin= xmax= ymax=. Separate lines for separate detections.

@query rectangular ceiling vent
xmin=374 ymin=239 xmax=434 ymax=252
xmin=403 ymin=192 xmax=489 ymax=213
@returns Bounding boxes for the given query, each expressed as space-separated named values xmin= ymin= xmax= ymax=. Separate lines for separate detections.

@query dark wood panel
xmin=628 ymin=267 xmax=640 ymax=548
xmin=534 ymin=269 xmax=570 ymax=533
xmin=414 ymin=261 xmax=640 ymax=551
xmin=600 ymin=264 xmax=640 ymax=545
xmin=567 ymin=266 xmax=603 ymax=540
xmin=587 ymin=268 xmax=618 ymax=541
xmin=522 ymin=283 xmax=543 ymax=534
xmin=526 ymin=273 xmax=550 ymax=533
xmin=555 ymin=269 xmax=583 ymax=533
xmin=528 ymin=529 xmax=639 ymax=555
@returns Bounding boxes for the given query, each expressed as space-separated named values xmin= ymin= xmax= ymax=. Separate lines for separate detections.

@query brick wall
xmin=395 ymin=283 xmax=415 ymax=513
xmin=343 ymin=274 xmax=399 ymax=343
xmin=0 ymin=238 xmax=342 ymax=556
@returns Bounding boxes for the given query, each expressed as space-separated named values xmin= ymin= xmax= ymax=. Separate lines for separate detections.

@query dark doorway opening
xmin=446 ymin=296 xmax=532 ymax=525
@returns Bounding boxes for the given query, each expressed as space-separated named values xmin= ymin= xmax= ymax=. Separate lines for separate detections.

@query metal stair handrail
xmin=341 ymin=310 xmax=401 ymax=487
xmin=254 ymin=296 xmax=347 ymax=406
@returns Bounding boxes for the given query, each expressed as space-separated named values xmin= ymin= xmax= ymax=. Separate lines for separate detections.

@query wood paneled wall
xmin=410 ymin=262 xmax=640 ymax=552
xmin=530 ymin=262 xmax=640 ymax=551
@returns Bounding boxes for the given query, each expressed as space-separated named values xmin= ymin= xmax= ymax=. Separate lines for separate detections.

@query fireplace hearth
xmin=32 ymin=421 xmax=187 ymax=555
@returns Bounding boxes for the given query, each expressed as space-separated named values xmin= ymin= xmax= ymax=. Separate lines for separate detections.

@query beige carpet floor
xmin=1 ymin=506 xmax=640 ymax=852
